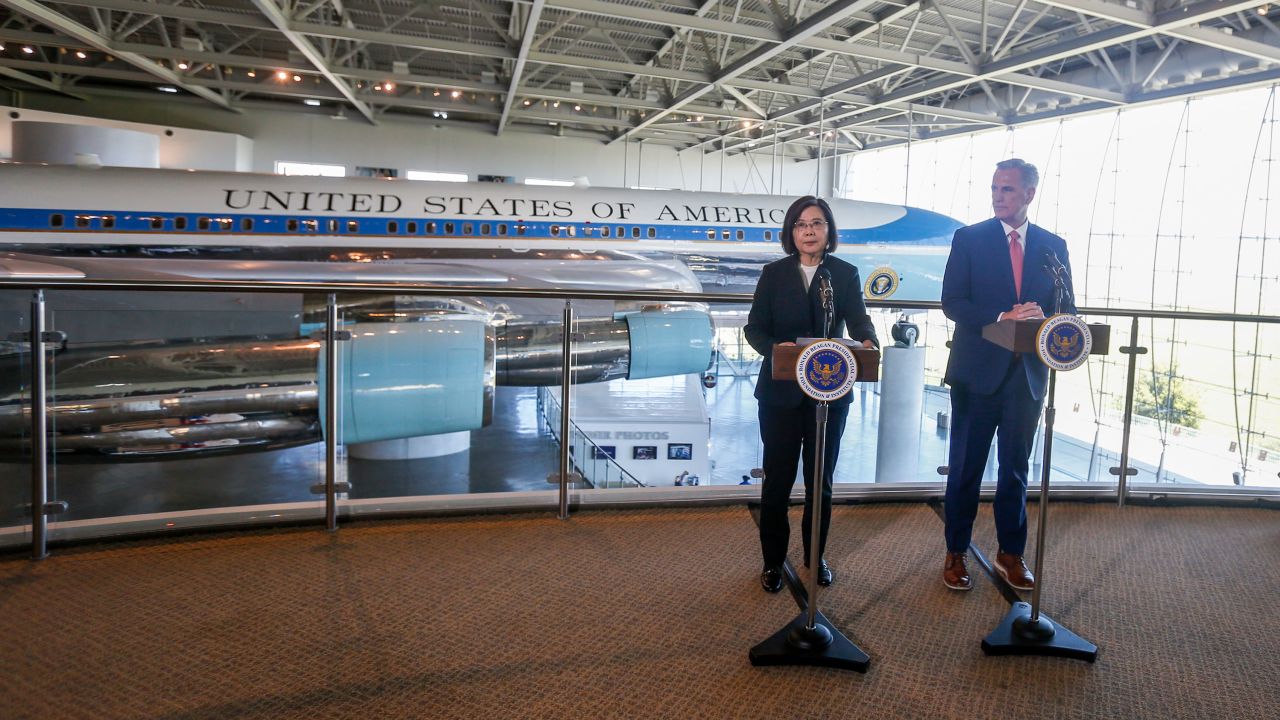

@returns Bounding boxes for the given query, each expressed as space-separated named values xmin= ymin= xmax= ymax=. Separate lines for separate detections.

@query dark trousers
xmin=758 ymin=400 xmax=849 ymax=568
xmin=944 ymin=365 xmax=1043 ymax=555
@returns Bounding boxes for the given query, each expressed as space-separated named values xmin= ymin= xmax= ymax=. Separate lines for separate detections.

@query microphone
xmin=816 ymin=266 xmax=834 ymax=338
xmin=1042 ymin=248 xmax=1068 ymax=277
xmin=816 ymin=266 xmax=834 ymax=311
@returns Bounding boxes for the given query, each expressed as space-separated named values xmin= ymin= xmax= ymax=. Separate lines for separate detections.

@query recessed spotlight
xmin=157 ymin=86 xmax=178 ymax=93
xmin=553 ymin=100 xmax=560 ymax=108
xmin=276 ymin=70 xmax=288 ymax=80
xmin=450 ymin=89 xmax=461 ymax=98
xmin=22 ymin=46 xmax=35 ymax=54
xmin=574 ymin=105 xmax=581 ymax=111
xmin=384 ymin=82 xmax=395 ymax=92
xmin=293 ymin=75 xmax=302 ymax=82
xmin=304 ymin=99 xmax=321 ymax=106
xmin=75 ymin=51 xmax=86 ymax=59
xmin=247 ymin=70 xmax=257 ymax=78
xmin=177 ymin=62 xmax=189 ymax=70
xmin=523 ymin=99 xmax=531 ymax=106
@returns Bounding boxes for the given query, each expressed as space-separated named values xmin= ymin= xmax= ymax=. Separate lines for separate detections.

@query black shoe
xmin=803 ymin=559 xmax=834 ymax=586
xmin=760 ymin=566 xmax=783 ymax=593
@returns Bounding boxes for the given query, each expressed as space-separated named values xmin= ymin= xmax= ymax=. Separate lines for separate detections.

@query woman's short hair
xmin=780 ymin=195 xmax=839 ymax=255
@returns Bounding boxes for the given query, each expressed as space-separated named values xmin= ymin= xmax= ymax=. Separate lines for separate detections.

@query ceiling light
xmin=374 ymin=84 xmax=383 ymax=91
xmin=157 ymin=86 xmax=178 ymax=93
xmin=523 ymin=99 xmax=531 ymax=106
xmin=451 ymin=90 xmax=461 ymax=98
xmin=384 ymin=82 xmax=395 ymax=92
xmin=553 ymin=100 xmax=560 ymax=108
xmin=304 ymin=99 xmax=321 ymax=106
xmin=22 ymin=46 xmax=34 ymax=54
xmin=695 ymin=115 xmax=703 ymax=122
xmin=177 ymin=62 xmax=189 ymax=70
xmin=276 ymin=70 xmax=288 ymax=80
xmin=293 ymin=75 xmax=302 ymax=82
xmin=75 ymin=51 xmax=86 ymax=59
xmin=574 ymin=105 xmax=581 ymax=111
xmin=247 ymin=70 xmax=257 ymax=78
xmin=433 ymin=89 xmax=440 ymax=96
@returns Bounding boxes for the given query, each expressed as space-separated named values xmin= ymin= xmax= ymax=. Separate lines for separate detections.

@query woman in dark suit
xmin=744 ymin=196 xmax=878 ymax=593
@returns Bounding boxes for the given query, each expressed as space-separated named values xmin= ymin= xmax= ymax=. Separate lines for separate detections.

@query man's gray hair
xmin=996 ymin=158 xmax=1039 ymax=189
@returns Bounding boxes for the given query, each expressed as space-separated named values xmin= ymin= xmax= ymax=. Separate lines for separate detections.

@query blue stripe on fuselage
xmin=0 ymin=207 xmax=958 ymax=246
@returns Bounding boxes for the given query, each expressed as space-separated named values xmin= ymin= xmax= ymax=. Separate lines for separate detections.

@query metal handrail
xmin=536 ymin=386 xmax=645 ymax=489
xmin=0 ymin=276 xmax=1277 ymax=324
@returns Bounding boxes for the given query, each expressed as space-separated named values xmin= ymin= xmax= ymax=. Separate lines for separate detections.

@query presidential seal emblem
xmin=795 ymin=340 xmax=858 ymax=402
xmin=1036 ymin=314 xmax=1092 ymax=372
xmin=863 ymin=267 xmax=900 ymax=300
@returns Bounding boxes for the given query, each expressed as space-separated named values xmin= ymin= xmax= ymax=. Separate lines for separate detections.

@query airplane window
xmin=151 ymin=217 xmax=164 ymax=230
xmin=647 ymin=227 xmax=656 ymax=238
xmin=765 ymin=230 xmax=772 ymax=241
xmin=302 ymin=219 xmax=318 ymax=232
xmin=463 ymin=223 xmax=473 ymax=235
xmin=631 ymin=226 xmax=640 ymax=238
xmin=218 ymin=218 xmax=233 ymax=231
xmin=601 ymin=227 xmax=610 ymax=238
xmin=49 ymin=213 xmax=64 ymax=228
xmin=517 ymin=224 xmax=526 ymax=236
xmin=551 ymin=225 xmax=561 ymax=237
xmin=445 ymin=222 xmax=455 ymax=234
xmin=497 ymin=223 xmax=507 ymax=235
xmin=287 ymin=219 xmax=299 ymax=232
xmin=480 ymin=223 xmax=491 ymax=235
xmin=197 ymin=217 xmax=211 ymax=231
xmin=347 ymin=220 xmax=359 ymax=232
xmin=326 ymin=219 xmax=337 ymax=233
xmin=568 ymin=226 xmax=576 ymax=237
xmin=736 ymin=229 xmax=744 ymax=240
xmin=387 ymin=220 xmax=399 ymax=234
xmin=706 ymin=229 xmax=716 ymax=240
xmin=242 ymin=218 xmax=254 ymax=232
xmin=102 ymin=216 xmax=115 ymax=229
xmin=174 ymin=217 xmax=187 ymax=230
xmin=426 ymin=221 xmax=436 ymax=234
xmin=75 ymin=215 xmax=89 ymax=229
xmin=408 ymin=221 xmax=418 ymax=234
xmin=616 ymin=226 xmax=624 ymax=237
xmin=721 ymin=229 xmax=730 ymax=240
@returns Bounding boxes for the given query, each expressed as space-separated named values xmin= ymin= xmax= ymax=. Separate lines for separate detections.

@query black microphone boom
xmin=816 ymin=266 xmax=834 ymax=338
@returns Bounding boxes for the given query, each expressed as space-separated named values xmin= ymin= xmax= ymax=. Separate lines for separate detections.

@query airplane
xmin=0 ymin=164 xmax=962 ymax=462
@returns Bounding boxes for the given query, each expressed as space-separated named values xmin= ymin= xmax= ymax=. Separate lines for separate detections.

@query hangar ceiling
xmin=1 ymin=1 xmax=1278 ymax=159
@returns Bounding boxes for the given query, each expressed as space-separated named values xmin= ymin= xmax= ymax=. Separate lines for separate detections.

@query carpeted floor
xmin=1 ymin=502 xmax=1277 ymax=719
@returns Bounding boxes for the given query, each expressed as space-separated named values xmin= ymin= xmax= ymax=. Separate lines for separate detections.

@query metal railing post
xmin=325 ymin=293 xmax=340 ymax=530
xmin=563 ymin=297 xmax=578 ymax=515
xmin=1112 ymin=315 xmax=1146 ymax=507
xmin=30 ymin=290 xmax=49 ymax=560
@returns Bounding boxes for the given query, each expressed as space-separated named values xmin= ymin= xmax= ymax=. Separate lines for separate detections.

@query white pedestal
xmin=348 ymin=431 xmax=470 ymax=460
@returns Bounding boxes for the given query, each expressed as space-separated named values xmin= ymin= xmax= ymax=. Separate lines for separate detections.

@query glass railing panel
xmin=0 ymin=290 xmax=31 ymax=547
xmin=37 ymin=290 xmax=323 ymax=541
xmin=1126 ymin=317 xmax=1280 ymax=491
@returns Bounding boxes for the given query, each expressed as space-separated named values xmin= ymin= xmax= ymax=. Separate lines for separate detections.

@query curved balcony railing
xmin=1 ymin=275 xmax=1277 ymax=558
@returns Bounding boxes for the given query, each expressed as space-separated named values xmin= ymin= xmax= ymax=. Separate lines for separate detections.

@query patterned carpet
xmin=1 ymin=502 xmax=1277 ymax=719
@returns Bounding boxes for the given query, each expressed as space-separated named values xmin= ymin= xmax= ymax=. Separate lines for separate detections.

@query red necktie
xmin=1008 ymin=229 xmax=1023 ymax=298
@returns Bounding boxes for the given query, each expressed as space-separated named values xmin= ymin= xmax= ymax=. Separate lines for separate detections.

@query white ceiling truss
xmin=1 ymin=0 xmax=1277 ymax=160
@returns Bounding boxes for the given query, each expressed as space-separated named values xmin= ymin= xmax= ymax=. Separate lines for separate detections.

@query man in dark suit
xmin=940 ymin=158 xmax=1075 ymax=592
xmin=745 ymin=196 xmax=878 ymax=593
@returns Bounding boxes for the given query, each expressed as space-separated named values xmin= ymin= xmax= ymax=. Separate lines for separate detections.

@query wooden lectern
xmin=771 ymin=338 xmax=881 ymax=383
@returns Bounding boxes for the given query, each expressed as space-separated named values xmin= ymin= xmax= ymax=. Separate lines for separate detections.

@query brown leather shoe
xmin=994 ymin=551 xmax=1035 ymax=591
xmin=943 ymin=552 xmax=971 ymax=591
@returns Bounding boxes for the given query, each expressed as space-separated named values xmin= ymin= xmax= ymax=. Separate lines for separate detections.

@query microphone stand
xmin=982 ymin=256 xmax=1097 ymax=662
xmin=750 ymin=269 xmax=869 ymax=672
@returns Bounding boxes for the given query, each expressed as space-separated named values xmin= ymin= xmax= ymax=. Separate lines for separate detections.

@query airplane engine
xmin=318 ymin=317 xmax=495 ymax=444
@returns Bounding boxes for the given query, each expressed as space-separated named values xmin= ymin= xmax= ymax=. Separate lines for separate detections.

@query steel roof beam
xmin=498 ymin=0 xmax=546 ymax=134
xmin=249 ymin=0 xmax=375 ymax=124
xmin=0 ymin=0 xmax=237 ymax=111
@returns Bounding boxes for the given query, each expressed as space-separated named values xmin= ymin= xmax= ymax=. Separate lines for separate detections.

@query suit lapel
xmin=985 ymin=219 xmax=1018 ymax=302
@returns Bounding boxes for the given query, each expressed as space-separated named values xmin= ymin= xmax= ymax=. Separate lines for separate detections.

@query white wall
xmin=5 ymin=92 xmax=831 ymax=196
xmin=0 ymin=105 xmax=251 ymax=171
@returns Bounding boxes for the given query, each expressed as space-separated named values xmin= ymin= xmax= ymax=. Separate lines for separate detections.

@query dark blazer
xmin=941 ymin=217 xmax=1076 ymax=400
xmin=745 ymin=254 xmax=878 ymax=408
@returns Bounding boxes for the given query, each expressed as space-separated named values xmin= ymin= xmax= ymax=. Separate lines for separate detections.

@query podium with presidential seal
xmin=979 ymin=313 xmax=1110 ymax=662
xmin=748 ymin=338 xmax=879 ymax=673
